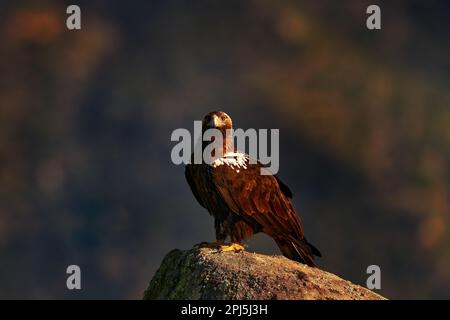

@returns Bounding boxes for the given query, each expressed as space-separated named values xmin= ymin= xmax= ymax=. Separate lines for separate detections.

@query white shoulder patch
xmin=211 ymin=152 xmax=249 ymax=171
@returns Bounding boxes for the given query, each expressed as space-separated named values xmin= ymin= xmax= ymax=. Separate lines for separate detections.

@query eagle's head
xmin=202 ymin=111 xmax=233 ymax=131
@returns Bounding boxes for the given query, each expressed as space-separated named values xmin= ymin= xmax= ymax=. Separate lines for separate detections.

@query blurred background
xmin=0 ymin=0 xmax=449 ymax=299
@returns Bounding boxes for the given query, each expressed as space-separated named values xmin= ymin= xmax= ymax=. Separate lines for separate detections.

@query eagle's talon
xmin=219 ymin=243 xmax=245 ymax=253
xmin=197 ymin=241 xmax=245 ymax=253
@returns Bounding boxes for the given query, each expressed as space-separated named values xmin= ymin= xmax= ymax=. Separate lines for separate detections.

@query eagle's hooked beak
xmin=210 ymin=114 xmax=220 ymax=128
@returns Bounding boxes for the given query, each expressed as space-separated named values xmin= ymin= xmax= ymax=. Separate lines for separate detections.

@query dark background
xmin=0 ymin=0 xmax=449 ymax=299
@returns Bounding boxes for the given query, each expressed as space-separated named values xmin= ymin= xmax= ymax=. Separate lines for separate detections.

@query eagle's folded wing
xmin=210 ymin=162 xmax=305 ymax=239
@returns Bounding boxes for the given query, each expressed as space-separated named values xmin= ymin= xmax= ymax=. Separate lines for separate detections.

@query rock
xmin=143 ymin=247 xmax=386 ymax=300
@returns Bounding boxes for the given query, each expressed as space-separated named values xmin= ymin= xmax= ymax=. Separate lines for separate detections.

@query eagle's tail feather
xmin=275 ymin=237 xmax=320 ymax=267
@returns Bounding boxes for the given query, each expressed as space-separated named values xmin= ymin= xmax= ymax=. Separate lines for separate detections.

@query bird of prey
xmin=185 ymin=111 xmax=321 ymax=267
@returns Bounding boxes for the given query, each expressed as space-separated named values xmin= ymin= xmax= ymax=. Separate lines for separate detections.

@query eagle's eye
xmin=220 ymin=115 xmax=226 ymax=121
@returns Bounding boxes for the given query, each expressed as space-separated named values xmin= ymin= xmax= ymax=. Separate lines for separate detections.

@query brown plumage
xmin=185 ymin=111 xmax=321 ymax=267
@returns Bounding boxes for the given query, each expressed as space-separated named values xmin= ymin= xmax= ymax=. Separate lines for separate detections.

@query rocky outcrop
xmin=143 ymin=247 xmax=386 ymax=300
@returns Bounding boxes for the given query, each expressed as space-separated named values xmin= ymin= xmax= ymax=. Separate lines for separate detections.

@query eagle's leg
xmin=213 ymin=218 xmax=254 ymax=253
xmin=215 ymin=219 xmax=253 ymax=252
xmin=195 ymin=216 xmax=246 ymax=253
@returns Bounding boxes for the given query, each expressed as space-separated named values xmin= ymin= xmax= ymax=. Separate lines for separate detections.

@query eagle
xmin=185 ymin=111 xmax=321 ymax=267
